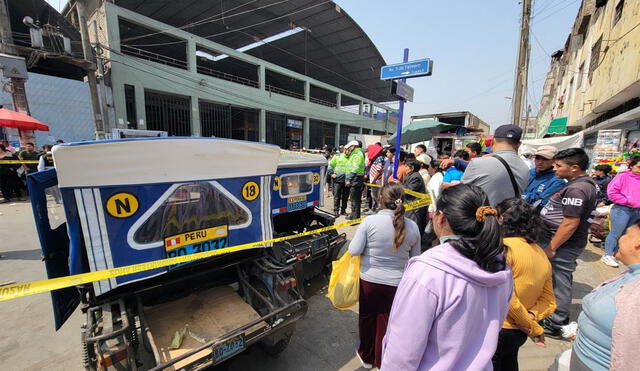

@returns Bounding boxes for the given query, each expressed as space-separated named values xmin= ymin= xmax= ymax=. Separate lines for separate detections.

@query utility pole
xmin=525 ymin=104 xmax=531 ymax=137
xmin=76 ymin=0 xmax=106 ymax=139
xmin=0 ymin=0 xmax=35 ymax=146
xmin=511 ymin=0 xmax=532 ymax=128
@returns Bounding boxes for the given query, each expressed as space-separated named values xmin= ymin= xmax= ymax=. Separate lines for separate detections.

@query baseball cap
xmin=346 ymin=140 xmax=359 ymax=148
xmin=534 ymin=145 xmax=557 ymax=160
xmin=494 ymin=125 xmax=523 ymax=141
xmin=416 ymin=153 xmax=432 ymax=166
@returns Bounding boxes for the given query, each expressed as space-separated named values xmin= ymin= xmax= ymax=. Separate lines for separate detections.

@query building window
xmin=613 ymin=0 xmax=624 ymax=26
xmin=144 ymin=91 xmax=191 ymax=136
xmin=568 ymin=78 xmax=574 ymax=104
xmin=577 ymin=62 xmax=585 ymax=89
xmin=124 ymin=84 xmax=137 ymax=129
xmin=588 ymin=36 xmax=602 ymax=82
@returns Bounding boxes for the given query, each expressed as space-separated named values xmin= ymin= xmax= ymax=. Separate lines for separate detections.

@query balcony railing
xmin=121 ymin=44 xmax=187 ymax=70
xmin=310 ymin=97 xmax=337 ymax=108
xmin=197 ymin=65 xmax=259 ymax=88
xmin=266 ymin=85 xmax=305 ymax=100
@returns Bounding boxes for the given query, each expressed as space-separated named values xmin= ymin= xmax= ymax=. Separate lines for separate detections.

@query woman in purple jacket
xmin=381 ymin=184 xmax=513 ymax=370
xmin=602 ymin=156 xmax=640 ymax=268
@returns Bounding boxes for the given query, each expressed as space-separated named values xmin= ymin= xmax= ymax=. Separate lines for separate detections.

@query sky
xmin=334 ymin=0 xmax=581 ymax=129
xmin=45 ymin=0 xmax=581 ymax=131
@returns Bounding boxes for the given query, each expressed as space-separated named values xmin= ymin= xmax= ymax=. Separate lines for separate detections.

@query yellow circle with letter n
xmin=273 ymin=176 xmax=281 ymax=191
xmin=312 ymin=173 xmax=320 ymax=185
xmin=105 ymin=192 xmax=139 ymax=218
xmin=242 ymin=181 xmax=260 ymax=201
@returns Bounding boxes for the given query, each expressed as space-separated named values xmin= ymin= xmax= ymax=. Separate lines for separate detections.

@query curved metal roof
xmin=113 ymin=0 xmax=394 ymax=102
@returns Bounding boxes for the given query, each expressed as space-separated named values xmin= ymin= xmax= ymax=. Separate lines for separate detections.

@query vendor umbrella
xmin=0 ymin=108 xmax=50 ymax=131
xmin=387 ymin=119 xmax=457 ymax=145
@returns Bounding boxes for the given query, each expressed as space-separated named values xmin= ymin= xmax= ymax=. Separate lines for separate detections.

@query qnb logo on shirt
xmin=561 ymin=197 xmax=584 ymax=206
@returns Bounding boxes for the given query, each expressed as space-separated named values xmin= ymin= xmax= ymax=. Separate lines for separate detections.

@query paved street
xmin=0 ymin=199 xmax=621 ymax=371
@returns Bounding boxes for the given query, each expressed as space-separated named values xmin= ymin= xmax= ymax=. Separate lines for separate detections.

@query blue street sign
xmin=380 ymin=58 xmax=432 ymax=80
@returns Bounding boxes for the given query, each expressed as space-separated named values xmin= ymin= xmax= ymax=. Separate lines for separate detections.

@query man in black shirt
xmin=539 ymin=148 xmax=598 ymax=337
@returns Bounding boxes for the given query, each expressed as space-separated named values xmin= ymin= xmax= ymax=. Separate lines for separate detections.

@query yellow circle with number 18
xmin=242 ymin=181 xmax=260 ymax=201
xmin=312 ymin=173 xmax=320 ymax=185
xmin=273 ymin=176 xmax=281 ymax=191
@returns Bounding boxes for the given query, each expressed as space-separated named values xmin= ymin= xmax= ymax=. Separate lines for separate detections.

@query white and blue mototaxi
xmin=28 ymin=137 xmax=346 ymax=370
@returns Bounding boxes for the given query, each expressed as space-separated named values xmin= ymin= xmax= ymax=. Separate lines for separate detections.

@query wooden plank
xmin=145 ymin=286 xmax=265 ymax=370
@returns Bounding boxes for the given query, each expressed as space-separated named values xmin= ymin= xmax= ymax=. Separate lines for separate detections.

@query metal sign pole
xmin=393 ymin=48 xmax=409 ymax=179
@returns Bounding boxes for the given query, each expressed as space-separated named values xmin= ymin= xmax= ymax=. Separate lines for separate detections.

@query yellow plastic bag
xmin=327 ymin=251 xmax=361 ymax=309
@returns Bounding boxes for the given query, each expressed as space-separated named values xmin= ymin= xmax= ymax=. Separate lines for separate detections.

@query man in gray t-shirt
xmin=461 ymin=125 xmax=530 ymax=206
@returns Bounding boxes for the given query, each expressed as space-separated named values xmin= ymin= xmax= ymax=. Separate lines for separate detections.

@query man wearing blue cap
xmin=461 ymin=124 xmax=530 ymax=206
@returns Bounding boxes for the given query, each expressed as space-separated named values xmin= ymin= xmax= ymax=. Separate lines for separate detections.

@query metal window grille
xmin=199 ymin=101 xmax=232 ymax=138
xmin=613 ymin=0 xmax=624 ymax=25
xmin=144 ymin=91 xmax=191 ymax=136
xmin=588 ymin=36 xmax=602 ymax=82
xmin=266 ymin=113 xmax=287 ymax=148
xmin=309 ymin=120 xmax=336 ymax=148
xmin=124 ymin=84 xmax=137 ymax=129
xmin=340 ymin=125 xmax=359 ymax=145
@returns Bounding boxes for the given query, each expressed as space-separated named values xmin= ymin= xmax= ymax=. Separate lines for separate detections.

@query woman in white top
xmin=426 ymin=160 xmax=444 ymax=212
xmin=348 ymin=182 xmax=421 ymax=369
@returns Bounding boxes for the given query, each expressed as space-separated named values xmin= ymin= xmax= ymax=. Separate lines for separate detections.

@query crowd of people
xmin=335 ymin=124 xmax=639 ymax=370
xmin=0 ymin=139 xmax=61 ymax=203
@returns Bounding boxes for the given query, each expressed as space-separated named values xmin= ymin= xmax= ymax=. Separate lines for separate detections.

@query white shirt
xmin=426 ymin=172 xmax=444 ymax=212
xmin=37 ymin=152 xmax=53 ymax=171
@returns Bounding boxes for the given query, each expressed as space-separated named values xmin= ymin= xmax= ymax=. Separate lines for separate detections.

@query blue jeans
xmin=604 ymin=205 xmax=640 ymax=255
xmin=547 ymin=240 xmax=585 ymax=329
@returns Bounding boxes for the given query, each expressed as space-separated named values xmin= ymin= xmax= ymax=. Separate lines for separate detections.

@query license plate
xmin=287 ymin=195 xmax=307 ymax=211
xmin=164 ymin=226 xmax=228 ymax=269
xmin=212 ymin=334 xmax=245 ymax=364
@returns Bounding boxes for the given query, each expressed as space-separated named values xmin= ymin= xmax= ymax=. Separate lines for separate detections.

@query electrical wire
xmin=201 ymin=1 xmax=333 ymax=39
xmin=116 ymin=1 xmax=372 ymax=99
xmin=530 ymin=29 xmax=551 ymax=57
xmin=102 ymin=48 xmax=394 ymax=126
xmin=120 ymin=0 xmax=267 ymax=42
xmin=229 ymin=28 xmax=388 ymax=101
xmin=533 ymin=0 xmax=575 ymax=19
xmin=533 ymin=0 xmax=580 ymax=25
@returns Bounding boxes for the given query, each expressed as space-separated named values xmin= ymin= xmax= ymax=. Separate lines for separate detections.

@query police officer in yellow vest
xmin=328 ymin=147 xmax=349 ymax=216
xmin=344 ymin=140 xmax=366 ymax=220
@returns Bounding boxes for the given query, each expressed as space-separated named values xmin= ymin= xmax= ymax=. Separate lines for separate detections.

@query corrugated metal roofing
xmin=114 ymin=0 xmax=394 ymax=102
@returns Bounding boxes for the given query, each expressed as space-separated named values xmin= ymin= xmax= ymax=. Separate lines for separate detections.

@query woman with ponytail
xmin=381 ymin=184 xmax=513 ymax=371
xmin=348 ymin=182 xmax=421 ymax=369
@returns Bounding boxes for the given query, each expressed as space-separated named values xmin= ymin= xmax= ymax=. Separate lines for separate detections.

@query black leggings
xmin=0 ymin=172 xmax=22 ymax=201
xmin=492 ymin=328 xmax=528 ymax=371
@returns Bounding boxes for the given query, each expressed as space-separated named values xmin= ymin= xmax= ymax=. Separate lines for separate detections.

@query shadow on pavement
xmin=211 ymin=272 xmax=361 ymax=371
xmin=579 ymin=247 xmax=602 ymax=262
xmin=0 ymin=248 xmax=42 ymax=261
xmin=572 ymin=281 xmax=595 ymax=299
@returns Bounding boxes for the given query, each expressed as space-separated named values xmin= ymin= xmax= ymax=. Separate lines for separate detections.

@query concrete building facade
xmin=535 ymin=0 xmax=640 ymax=146
xmin=73 ymin=1 xmax=397 ymax=149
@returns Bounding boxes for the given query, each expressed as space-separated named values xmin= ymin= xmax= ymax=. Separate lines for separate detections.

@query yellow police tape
xmin=0 ymin=160 xmax=40 ymax=164
xmin=0 ymin=189 xmax=431 ymax=302
xmin=365 ymin=182 xmax=427 ymax=200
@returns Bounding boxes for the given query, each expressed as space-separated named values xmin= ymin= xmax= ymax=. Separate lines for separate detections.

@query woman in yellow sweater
xmin=492 ymin=198 xmax=557 ymax=371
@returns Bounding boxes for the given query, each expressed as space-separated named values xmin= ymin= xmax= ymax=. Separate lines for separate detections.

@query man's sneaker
xmin=540 ymin=318 xmax=562 ymax=338
xmin=355 ymin=351 xmax=373 ymax=369
xmin=601 ymin=255 xmax=619 ymax=268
